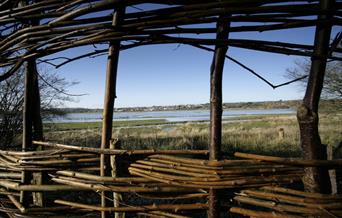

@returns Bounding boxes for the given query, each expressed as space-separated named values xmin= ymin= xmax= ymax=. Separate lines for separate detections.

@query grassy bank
xmin=45 ymin=119 xmax=171 ymax=131
xmin=45 ymin=110 xmax=342 ymax=157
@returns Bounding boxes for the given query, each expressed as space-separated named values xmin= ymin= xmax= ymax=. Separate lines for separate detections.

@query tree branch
xmin=192 ymin=44 xmax=308 ymax=89
xmin=36 ymin=72 xmax=87 ymax=97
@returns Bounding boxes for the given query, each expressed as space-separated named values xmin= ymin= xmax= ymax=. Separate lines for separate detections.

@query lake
xmin=51 ymin=108 xmax=295 ymax=123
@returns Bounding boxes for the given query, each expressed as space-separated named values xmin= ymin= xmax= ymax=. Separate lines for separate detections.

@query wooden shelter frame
xmin=0 ymin=0 xmax=341 ymax=217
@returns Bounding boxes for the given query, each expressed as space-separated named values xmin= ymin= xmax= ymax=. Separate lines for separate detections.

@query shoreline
xmin=44 ymin=114 xmax=296 ymax=131
xmin=56 ymin=99 xmax=340 ymax=114
xmin=47 ymin=109 xmax=295 ymax=125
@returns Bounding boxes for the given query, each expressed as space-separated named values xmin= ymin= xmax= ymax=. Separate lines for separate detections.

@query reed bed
xmin=45 ymin=113 xmax=341 ymax=158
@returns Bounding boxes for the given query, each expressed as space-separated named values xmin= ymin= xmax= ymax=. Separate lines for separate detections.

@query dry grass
xmin=45 ymin=111 xmax=342 ymax=158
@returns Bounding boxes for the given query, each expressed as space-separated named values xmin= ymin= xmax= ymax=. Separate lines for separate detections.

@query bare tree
xmin=0 ymin=72 xmax=23 ymax=149
xmin=0 ymin=67 xmax=76 ymax=149
xmin=287 ymin=59 xmax=342 ymax=99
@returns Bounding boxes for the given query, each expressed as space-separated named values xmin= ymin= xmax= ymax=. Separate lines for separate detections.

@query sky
xmin=47 ymin=14 xmax=341 ymax=108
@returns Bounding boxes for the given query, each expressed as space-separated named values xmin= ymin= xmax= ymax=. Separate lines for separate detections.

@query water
xmin=50 ymin=108 xmax=295 ymax=123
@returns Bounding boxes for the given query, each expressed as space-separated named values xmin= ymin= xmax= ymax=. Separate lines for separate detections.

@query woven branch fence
xmin=0 ymin=141 xmax=340 ymax=217
xmin=0 ymin=0 xmax=341 ymax=217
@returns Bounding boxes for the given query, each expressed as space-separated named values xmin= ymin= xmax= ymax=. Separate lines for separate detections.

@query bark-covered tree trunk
xmin=208 ymin=17 xmax=230 ymax=218
xmin=297 ymin=0 xmax=334 ymax=194
xmin=100 ymin=7 xmax=125 ymax=218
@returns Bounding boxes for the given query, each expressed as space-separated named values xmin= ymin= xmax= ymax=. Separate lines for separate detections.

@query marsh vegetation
xmin=45 ymin=110 xmax=342 ymax=158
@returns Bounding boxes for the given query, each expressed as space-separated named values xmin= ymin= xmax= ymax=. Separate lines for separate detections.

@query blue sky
xmin=51 ymin=23 xmax=340 ymax=108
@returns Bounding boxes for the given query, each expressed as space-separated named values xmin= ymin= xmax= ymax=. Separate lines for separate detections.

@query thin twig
xmin=36 ymin=72 xmax=87 ymax=97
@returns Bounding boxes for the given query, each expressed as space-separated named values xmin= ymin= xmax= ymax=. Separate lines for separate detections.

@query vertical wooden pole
xmin=327 ymin=144 xmax=337 ymax=194
xmin=21 ymin=0 xmax=44 ymax=206
xmin=21 ymin=59 xmax=35 ymax=206
xmin=100 ymin=7 xmax=125 ymax=218
xmin=208 ymin=18 xmax=230 ymax=218
xmin=19 ymin=0 xmax=31 ymax=207
xmin=32 ymin=64 xmax=43 ymax=143
xmin=31 ymin=58 xmax=44 ymax=207
xmin=22 ymin=63 xmax=34 ymax=151
xmin=110 ymin=139 xmax=124 ymax=218
xmin=297 ymin=0 xmax=334 ymax=194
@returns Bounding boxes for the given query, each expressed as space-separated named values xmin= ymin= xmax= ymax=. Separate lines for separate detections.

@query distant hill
xmin=57 ymin=99 xmax=341 ymax=113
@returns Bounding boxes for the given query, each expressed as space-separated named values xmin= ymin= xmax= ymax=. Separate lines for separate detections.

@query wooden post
xmin=21 ymin=0 xmax=44 ymax=206
xmin=208 ymin=17 xmax=230 ymax=218
xmin=30 ymin=57 xmax=44 ymax=207
xmin=32 ymin=63 xmax=43 ymax=144
xmin=278 ymin=128 xmax=285 ymax=140
xmin=100 ymin=7 xmax=125 ymax=218
xmin=110 ymin=139 xmax=125 ymax=218
xmin=18 ymin=0 xmax=32 ymax=207
xmin=327 ymin=144 xmax=337 ymax=194
xmin=297 ymin=0 xmax=334 ymax=193
xmin=21 ymin=59 xmax=35 ymax=206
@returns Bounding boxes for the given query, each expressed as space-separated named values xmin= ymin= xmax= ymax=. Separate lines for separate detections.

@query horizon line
xmin=59 ymin=99 xmax=310 ymax=109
